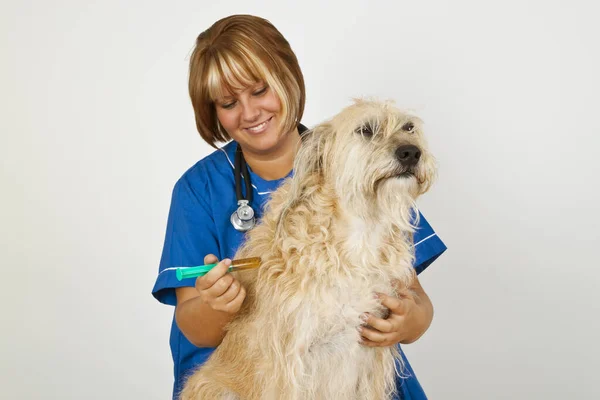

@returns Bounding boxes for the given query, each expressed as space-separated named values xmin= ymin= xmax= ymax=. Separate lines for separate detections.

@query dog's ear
xmin=291 ymin=123 xmax=332 ymax=194
xmin=274 ymin=123 xmax=332 ymax=237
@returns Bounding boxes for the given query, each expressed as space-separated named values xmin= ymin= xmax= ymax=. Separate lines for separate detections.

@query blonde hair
xmin=188 ymin=15 xmax=306 ymax=147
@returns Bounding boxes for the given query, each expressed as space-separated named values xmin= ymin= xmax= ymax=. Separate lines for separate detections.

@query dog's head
xmin=290 ymin=99 xmax=437 ymax=229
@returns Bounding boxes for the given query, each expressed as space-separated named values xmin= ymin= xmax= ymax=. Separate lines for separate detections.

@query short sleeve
xmin=413 ymin=211 xmax=447 ymax=275
xmin=152 ymin=170 xmax=220 ymax=306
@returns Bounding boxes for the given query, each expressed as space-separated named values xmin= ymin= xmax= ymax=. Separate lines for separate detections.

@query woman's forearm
xmin=175 ymin=288 xmax=234 ymax=348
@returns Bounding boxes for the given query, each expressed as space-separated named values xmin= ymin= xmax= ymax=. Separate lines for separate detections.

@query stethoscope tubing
xmin=231 ymin=145 xmax=256 ymax=231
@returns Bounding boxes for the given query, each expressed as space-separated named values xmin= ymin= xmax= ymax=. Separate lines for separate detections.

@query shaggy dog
xmin=180 ymin=99 xmax=437 ymax=400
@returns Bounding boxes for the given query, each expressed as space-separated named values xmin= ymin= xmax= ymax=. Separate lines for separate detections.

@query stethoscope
xmin=230 ymin=124 xmax=308 ymax=232
xmin=230 ymin=145 xmax=256 ymax=232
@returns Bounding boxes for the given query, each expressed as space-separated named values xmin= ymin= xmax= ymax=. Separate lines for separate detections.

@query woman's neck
xmin=242 ymin=128 xmax=301 ymax=181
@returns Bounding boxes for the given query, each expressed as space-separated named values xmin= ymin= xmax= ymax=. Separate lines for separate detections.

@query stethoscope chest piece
xmin=231 ymin=199 xmax=255 ymax=232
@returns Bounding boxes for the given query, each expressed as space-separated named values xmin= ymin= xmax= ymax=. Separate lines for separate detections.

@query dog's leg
xmin=178 ymin=367 xmax=236 ymax=400
xmin=178 ymin=325 xmax=263 ymax=400
xmin=354 ymin=347 xmax=400 ymax=400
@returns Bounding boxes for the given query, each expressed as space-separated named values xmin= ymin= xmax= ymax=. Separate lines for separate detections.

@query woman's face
xmin=215 ymin=82 xmax=286 ymax=156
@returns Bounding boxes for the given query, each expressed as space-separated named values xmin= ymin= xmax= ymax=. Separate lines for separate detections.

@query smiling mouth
xmin=245 ymin=117 xmax=272 ymax=133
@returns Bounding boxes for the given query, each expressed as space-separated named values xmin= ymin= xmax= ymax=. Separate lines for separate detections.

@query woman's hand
xmin=195 ymin=254 xmax=247 ymax=315
xmin=359 ymin=276 xmax=434 ymax=346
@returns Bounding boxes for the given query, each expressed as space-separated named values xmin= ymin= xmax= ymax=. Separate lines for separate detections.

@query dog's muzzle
xmin=395 ymin=145 xmax=421 ymax=168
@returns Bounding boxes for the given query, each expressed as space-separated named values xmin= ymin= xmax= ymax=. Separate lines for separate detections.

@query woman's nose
xmin=241 ymin=101 xmax=260 ymax=122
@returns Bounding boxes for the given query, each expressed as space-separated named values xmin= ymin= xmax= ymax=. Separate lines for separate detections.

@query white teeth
xmin=247 ymin=120 xmax=267 ymax=132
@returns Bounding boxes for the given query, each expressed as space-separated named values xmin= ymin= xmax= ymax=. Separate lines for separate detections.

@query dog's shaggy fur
xmin=179 ymin=99 xmax=437 ymax=400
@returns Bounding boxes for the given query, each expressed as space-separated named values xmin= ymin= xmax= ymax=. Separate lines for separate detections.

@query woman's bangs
xmin=206 ymin=50 xmax=268 ymax=102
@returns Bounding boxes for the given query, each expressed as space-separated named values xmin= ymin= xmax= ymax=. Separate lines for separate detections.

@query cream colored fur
xmin=179 ymin=99 xmax=437 ymax=400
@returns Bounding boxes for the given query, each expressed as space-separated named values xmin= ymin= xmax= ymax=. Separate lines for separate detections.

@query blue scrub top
xmin=153 ymin=138 xmax=447 ymax=400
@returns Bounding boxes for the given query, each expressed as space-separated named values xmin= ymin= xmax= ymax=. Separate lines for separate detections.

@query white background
xmin=2 ymin=0 xmax=599 ymax=399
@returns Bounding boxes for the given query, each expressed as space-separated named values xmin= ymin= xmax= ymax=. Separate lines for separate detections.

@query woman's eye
xmin=221 ymin=101 xmax=236 ymax=109
xmin=253 ymin=87 xmax=267 ymax=96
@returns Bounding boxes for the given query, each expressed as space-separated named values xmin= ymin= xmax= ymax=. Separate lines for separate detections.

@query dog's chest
xmin=267 ymin=271 xmax=393 ymax=352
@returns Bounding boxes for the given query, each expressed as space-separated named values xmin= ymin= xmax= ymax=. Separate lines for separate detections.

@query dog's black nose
xmin=395 ymin=145 xmax=421 ymax=167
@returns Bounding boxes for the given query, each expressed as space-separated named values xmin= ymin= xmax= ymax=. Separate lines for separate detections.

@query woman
xmin=152 ymin=14 xmax=447 ymax=399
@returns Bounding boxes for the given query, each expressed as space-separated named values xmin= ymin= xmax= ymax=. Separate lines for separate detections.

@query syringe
xmin=175 ymin=257 xmax=261 ymax=281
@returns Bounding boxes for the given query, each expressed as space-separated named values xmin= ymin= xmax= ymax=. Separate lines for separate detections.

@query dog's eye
xmin=401 ymin=122 xmax=415 ymax=132
xmin=355 ymin=123 xmax=374 ymax=138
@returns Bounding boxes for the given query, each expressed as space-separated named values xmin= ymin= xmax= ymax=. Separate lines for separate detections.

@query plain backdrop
xmin=2 ymin=0 xmax=599 ymax=399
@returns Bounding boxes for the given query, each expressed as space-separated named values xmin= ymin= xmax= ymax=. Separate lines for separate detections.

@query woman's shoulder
xmin=172 ymin=141 xmax=237 ymax=201
xmin=178 ymin=141 xmax=236 ymax=184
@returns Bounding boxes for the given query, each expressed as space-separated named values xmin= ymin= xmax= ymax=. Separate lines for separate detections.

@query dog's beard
xmin=375 ymin=177 xmax=418 ymax=233
xmin=374 ymin=169 xmax=419 ymax=194
xmin=336 ymin=161 xmax=421 ymax=231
